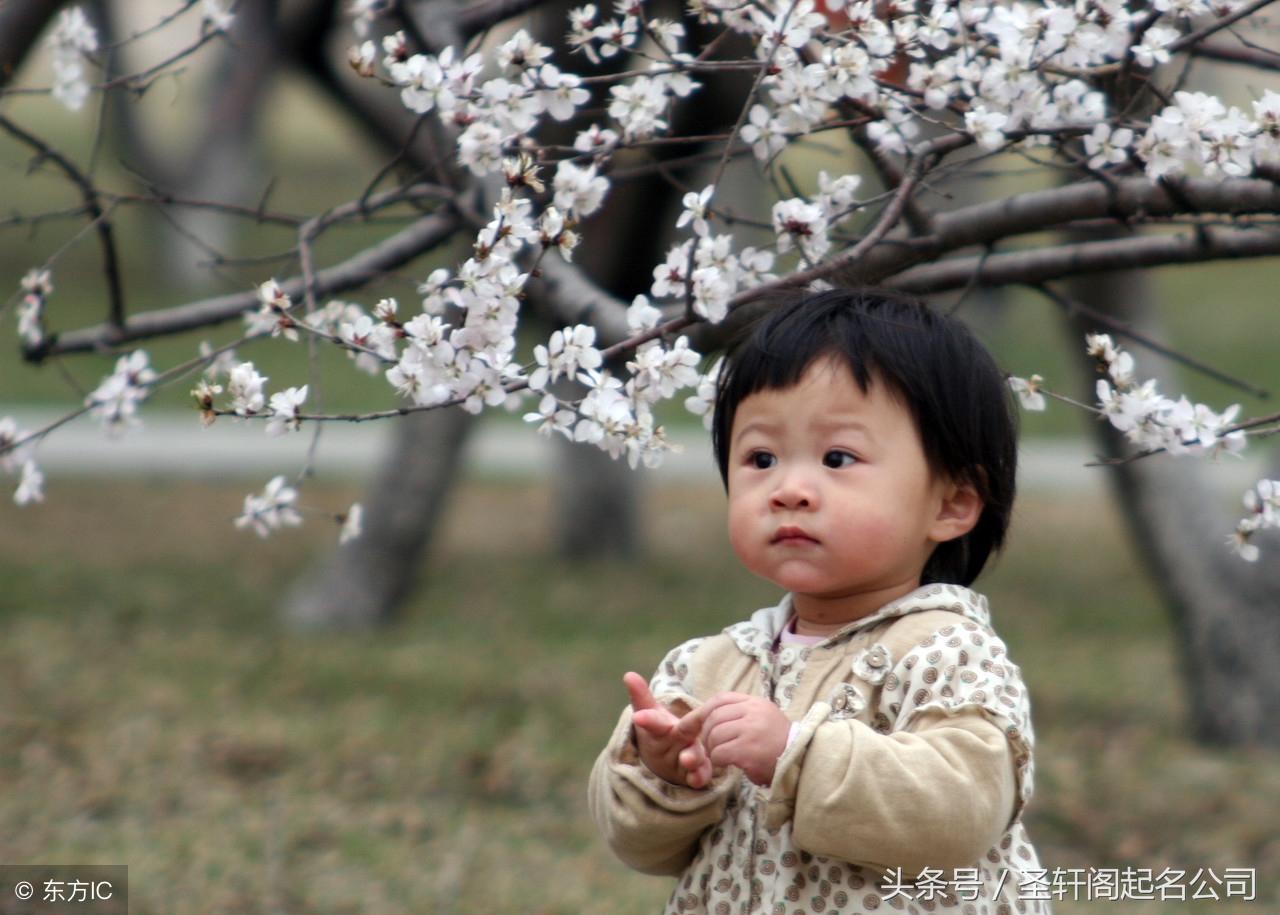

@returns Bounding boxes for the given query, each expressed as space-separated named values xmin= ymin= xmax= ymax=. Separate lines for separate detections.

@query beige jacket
xmin=589 ymin=584 xmax=1050 ymax=914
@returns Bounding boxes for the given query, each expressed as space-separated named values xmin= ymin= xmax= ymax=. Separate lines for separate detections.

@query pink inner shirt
xmin=777 ymin=618 xmax=825 ymax=751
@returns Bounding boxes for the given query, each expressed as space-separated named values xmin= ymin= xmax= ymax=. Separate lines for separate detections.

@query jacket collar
xmin=725 ymin=584 xmax=991 ymax=661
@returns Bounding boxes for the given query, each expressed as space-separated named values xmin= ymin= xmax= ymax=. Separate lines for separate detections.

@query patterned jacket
xmin=588 ymin=584 xmax=1050 ymax=915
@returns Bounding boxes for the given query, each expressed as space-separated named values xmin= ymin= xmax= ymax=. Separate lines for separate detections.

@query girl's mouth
xmin=772 ymin=526 xmax=818 ymax=544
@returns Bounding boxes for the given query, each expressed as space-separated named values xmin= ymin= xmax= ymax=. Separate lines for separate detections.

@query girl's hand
xmin=676 ymin=692 xmax=790 ymax=787
xmin=623 ymin=672 xmax=714 ymax=789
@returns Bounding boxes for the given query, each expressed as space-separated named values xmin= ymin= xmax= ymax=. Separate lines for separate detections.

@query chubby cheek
xmin=832 ymin=512 xmax=909 ymax=562
xmin=726 ymin=497 xmax=766 ymax=575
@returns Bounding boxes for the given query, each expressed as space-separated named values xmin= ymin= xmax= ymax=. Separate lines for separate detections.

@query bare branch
xmin=525 ymin=255 xmax=632 ymax=346
xmin=884 ymin=226 xmax=1280 ymax=293
xmin=456 ymin=0 xmax=547 ymax=38
xmin=1032 ymin=284 xmax=1270 ymax=398
xmin=1168 ymin=0 xmax=1280 ymax=54
xmin=0 ymin=113 xmax=127 ymax=328
xmin=28 ymin=208 xmax=461 ymax=360
xmin=854 ymin=176 xmax=1280 ymax=282
xmin=1189 ymin=40 xmax=1280 ymax=70
xmin=0 ymin=0 xmax=62 ymax=89
xmin=1086 ymin=408 xmax=1280 ymax=466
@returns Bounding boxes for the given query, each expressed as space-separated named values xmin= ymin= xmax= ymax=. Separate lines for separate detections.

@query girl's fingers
xmin=708 ymin=735 xmax=745 ymax=769
xmin=632 ymin=708 xmax=674 ymax=736
xmin=674 ymin=692 xmax=746 ymax=741
xmin=685 ymin=756 xmax=713 ymax=789
xmin=623 ymin=671 xmax=657 ymax=711
xmin=678 ymin=742 xmax=706 ymax=771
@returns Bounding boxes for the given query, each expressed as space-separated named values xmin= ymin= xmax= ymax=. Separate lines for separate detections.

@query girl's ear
xmin=928 ymin=481 xmax=983 ymax=544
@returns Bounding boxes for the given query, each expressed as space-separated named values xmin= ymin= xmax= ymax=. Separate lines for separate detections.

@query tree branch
xmin=0 ymin=112 xmax=127 ymax=328
xmin=0 ymin=0 xmax=62 ymax=89
xmin=27 ymin=208 xmax=460 ymax=360
xmin=1032 ymin=284 xmax=1270 ymax=398
xmin=525 ymin=255 xmax=632 ymax=346
xmin=456 ymin=0 xmax=547 ymax=37
xmin=1188 ymin=40 xmax=1280 ymax=70
xmin=854 ymin=176 xmax=1280 ymax=282
xmin=884 ymin=227 xmax=1280 ymax=293
xmin=1168 ymin=0 xmax=1280 ymax=55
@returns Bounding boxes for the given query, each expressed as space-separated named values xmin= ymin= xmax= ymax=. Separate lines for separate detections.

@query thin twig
xmin=0 ymin=113 xmax=127 ymax=328
xmin=1085 ymin=409 xmax=1280 ymax=466
xmin=1032 ymin=284 xmax=1270 ymax=399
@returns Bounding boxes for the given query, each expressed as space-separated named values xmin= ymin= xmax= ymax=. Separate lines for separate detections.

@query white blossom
xmin=648 ymin=17 xmax=686 ymax=55
xmin=1089 ymin=336 xmax=1247 ymax=458
xmin=457 ymin=121 xmax=507 ymax=176
xmin=532 ymin=65 xmax=590 ymax=121
xmin=1083 ymin=124 xmax=1133 ymax=169
xmin=202 ymin=0 xmax=235 ymax=31
xmin=1252 ymin=90 xmax=1280 ymax=164
xmin=47 ymin=6 xmax=98 ymax=112
xmin=676 ymin=185 xmax=715 ymax=237
xmin=0 ymin=417 xmax=35 ymax=474
xmin=690 ymin=266 xmax=733 ymax=322
xmin=740 ymin=104 xmax=788 ymax=161
xmin=87 ymin=351 xmax=155 ymax=435
xmin=772 ymin=198 xmax=830 ymax=261
xmin=21 ymin=268 xmax=52 ymax=296
xmin=1131 ymin=26 xmax=1179 ymax=69
xmin=348 ymin=40 xmax=377 ymax=77
xmin=227 ymin=362 xmax=268 ymax=416
xmin=627 ymin=336 xmax=702 ymax=403
xmin=1009 ymin=375 xmax=1047 ymax=411
xmin=651 ymin=241 xmax=693 ymax=299
xmin=626 ymin=294 xmax=663 ymax=333
xmin=348 ymin=0 xmax=388 ymax=37
xmin=234 ymin=476 xmax=302 ymax=538
xmin=553 ymin=161 xmax=610 ymax=218
xmin=497 ymin=29 xmax=552 ymax=74
xmin=684 ymin=357 xmax=723 ymax=430
xmin=608 ymin=76 xmax=669 ymax=139
xmin=965 ymin=106 xmax=1009 ymax=150
xmin=529 ymin=324 xmax=603 ymax=391
xmin=14 ymin=460 xmax=44 ymax=506
xmin=523 ymin=393 xmax=577 ymax=438
xmin=1228 ymin=522 xmax=1261 ymax=562
xmin=573 ymin=123 xmax=619 ymax=153
xmin=1242 ymin=479 xmax=1280 ymax=527
xmin=339 ymin=503 xmax=364 ymax=544
xmin=265 ymin=385 xmax=309 ymax=436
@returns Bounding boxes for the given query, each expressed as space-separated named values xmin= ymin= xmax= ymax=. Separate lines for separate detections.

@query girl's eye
xmin=749 ymin=451 xmax=776 ymax=470
xmin=823 ymin=449 xmax=857 ymax=469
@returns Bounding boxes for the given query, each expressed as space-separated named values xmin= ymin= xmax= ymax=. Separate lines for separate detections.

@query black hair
xmin=711 ymin=288 xmax=1018 ymax=587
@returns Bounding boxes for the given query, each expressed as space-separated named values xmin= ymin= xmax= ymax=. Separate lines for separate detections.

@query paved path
xmin=2 ymin=406 xmax=1265 ymax=494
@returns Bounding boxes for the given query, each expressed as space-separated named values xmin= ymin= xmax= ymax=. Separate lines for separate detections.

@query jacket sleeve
xmin=758 ymin=619 xmax=1035 ymax=874
xmin=586 ymin=639 xmax=743 ymax=876
xmin=762 ymin=706 xmax=1016 ymax=873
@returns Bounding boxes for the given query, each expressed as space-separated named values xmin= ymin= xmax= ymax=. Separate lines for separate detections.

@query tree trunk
xmin=273 ymin=3 xmax=474 ymax=631
xmin=165 ymin=0 xmax=280 ymax=284
xmin=282 ymin=405 xmax=474 ymax=630
xmin=550 ymin=425 xmax=644 ymax=557
xmin=1065 ymin=269 xmax=1280 ymax=746
xmin=0 ymin=0 xmax=62 ymax=88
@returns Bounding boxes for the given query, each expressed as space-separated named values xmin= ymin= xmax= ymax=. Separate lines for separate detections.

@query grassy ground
xmin=0 ymin=477 xmax=1276 ymax=914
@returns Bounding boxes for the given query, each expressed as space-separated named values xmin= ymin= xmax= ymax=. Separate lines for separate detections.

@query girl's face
xmin=725 ymin=357 xmax=981 ymax=628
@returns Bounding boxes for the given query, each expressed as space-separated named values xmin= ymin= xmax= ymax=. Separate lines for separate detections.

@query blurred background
xmin=1 ymin=1 xmax=1278 ymax=913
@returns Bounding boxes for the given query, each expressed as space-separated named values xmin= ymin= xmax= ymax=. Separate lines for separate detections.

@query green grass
xmin=0 ymin=478 xmax=1276 ymax=914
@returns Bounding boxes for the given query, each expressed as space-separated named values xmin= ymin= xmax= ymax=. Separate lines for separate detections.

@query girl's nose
xmin=769 ymin=470 xmax=816 ymax=510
